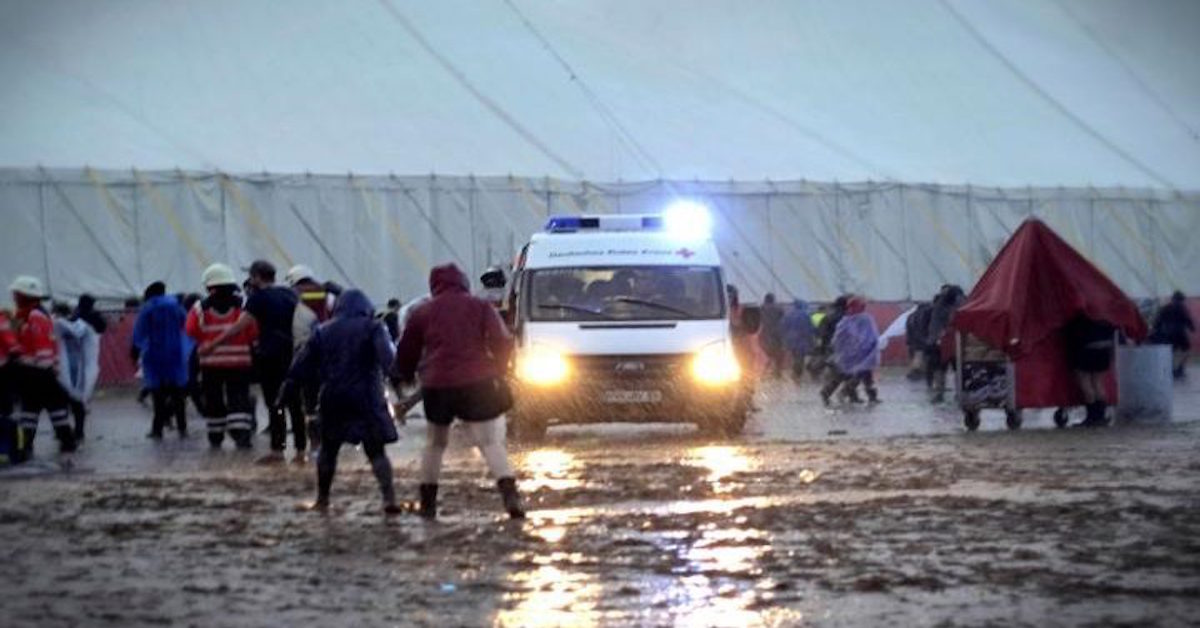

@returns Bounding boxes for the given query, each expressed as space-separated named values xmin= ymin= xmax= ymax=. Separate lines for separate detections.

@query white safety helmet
xmin=9 ymin=275 xmax=46 ymax=299
xmin=286 ymin=264 xmax=315 ymax=287
xmin=202 ymin=263 xmax=238 ymax=288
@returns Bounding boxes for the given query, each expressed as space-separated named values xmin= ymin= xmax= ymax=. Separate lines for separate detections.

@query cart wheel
xmin=1005 ymin=408 xmax=1023 ymax=431
xmin=963 ymin=410 xmax=981 ymax=432
xmin=1053 ymin=408 xmax=1069 ymax=429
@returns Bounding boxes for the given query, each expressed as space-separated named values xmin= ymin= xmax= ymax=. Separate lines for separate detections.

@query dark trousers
xmin=317 ymin=435 xmax=389 ymax=501
xmin=0 ymin=365 xmax=23 ymax=464
xmin=790 ymin=350 xmax=808 ymax=380
xmin=150 ymin=386 xmax=187 ymax=436
xmin=821 ymin=369 xmax=877 ymax=401
xmin=200 ymin=368 xmax=254 ymax=448
xmin=924 ymin=346 xmax=946 ymax=387
xmin=69 ymin=399 xmax=87 ymax=440
xmin=258 ymin=357 xmax=307 ymax=453
xmin=14 ymin=366 xmax=76 ymax=455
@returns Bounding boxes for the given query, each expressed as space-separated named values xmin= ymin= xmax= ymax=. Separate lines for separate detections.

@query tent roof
xmin=2 ymin=0 xmax=1199 ymax=188
xmin=952 ymin=219 xmax=1148 ymax=356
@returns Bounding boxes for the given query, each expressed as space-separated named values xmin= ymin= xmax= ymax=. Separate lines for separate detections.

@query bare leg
xmin=465 ymin=417 xmax=515 ymax=479
xmin=1075 ymin=372 xmax=1097 ymax=404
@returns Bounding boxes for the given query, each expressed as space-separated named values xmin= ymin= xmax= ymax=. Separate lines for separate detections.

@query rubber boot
xmin=418 ymin=483 xmax=439 ymax=520
xmin=497 ymin=477 xmax=526 ymax=520
xmin=1078 ymin=402 xmax=1104 ymax=427
xmin=54 ymin=425 xmax=77 ymax=454
xmin=866 ymin=387 xmax=880 ymax=405
xmin=1091 ymin=402 xmax=1109 ymax=427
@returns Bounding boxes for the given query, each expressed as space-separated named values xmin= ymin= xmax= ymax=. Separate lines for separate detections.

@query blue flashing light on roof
xmin=542 ymin=212 xmax=705 ymax=236
xmin=544 ymin=216 xmax=600 ymax=232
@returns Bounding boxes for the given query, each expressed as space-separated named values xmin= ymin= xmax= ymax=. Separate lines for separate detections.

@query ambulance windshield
xmin=528 ymin=266 xmax=724 ymax=321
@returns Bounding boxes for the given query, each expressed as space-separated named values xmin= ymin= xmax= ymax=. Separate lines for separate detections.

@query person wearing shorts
xmin=392 ymin=263 xmax=524 ymax=520
xmin=1064 ymin=314 xmax=1117 ymax=428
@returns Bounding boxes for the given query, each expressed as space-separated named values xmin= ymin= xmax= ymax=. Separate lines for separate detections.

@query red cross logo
xmin=676 ymin=248 xmax=695 ymax=259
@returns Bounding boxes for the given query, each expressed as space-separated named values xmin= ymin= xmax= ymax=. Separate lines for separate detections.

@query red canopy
xmin=953 ymin=219 xmax=1147 ymax=357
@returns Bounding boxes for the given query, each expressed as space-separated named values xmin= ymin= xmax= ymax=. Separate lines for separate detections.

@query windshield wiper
xmin=611 ymin=296 xmax=695 ymax=318
xmin=537 ymin=303 xmax=613 ymax=319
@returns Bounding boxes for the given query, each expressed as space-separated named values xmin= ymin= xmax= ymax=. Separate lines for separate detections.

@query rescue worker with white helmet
xmin=186 ymin=264 xmax=258 ymax=449
xmin=8 ymin=275 xmax=76 ymax=456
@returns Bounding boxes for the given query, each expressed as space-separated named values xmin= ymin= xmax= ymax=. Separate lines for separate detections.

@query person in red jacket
xmin=187 ymin=264 xmax=259 ymax=449
xmin=9 ymin=276 xmax=76 ymax=457
xmin=0 ymin=307 xmax=22 ymax=463
xmin=392 ymin=263 xmax=524 ymax=520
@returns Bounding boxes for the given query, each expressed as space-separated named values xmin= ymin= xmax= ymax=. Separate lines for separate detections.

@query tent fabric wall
xmin=1 ymin=168 xmax=1196 ymax=307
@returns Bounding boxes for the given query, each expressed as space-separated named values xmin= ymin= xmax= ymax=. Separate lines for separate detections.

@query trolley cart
xmin=955 ymin=332 xmax=1031 ymax=431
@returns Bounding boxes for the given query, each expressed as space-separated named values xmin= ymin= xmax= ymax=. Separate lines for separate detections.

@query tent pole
xmin=132 ymin=169 xmax=144 ymax=287
xmin=38 ymin=176 xmax=52 ymax=298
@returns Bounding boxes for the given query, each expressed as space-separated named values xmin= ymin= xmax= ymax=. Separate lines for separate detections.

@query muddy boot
xmin=418 ymin=483 xmax=439 ymax=520
xmin=497 ymin=477 xmax=526 ymax=520
xmin=1076 ymin=402 xmax=1103 ymax=428
xmin=54 ymin=425 xmax=77 ymax=454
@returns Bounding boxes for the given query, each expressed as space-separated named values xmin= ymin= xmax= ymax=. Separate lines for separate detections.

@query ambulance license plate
xmin=601 ymin=390 xmax=662 ymax=404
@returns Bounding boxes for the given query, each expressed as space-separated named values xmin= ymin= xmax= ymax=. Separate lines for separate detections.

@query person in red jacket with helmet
xmin=9 ymin=275 xmax=76 ymax=457
xmin=187 ymin=264 xmax=259 ymax=449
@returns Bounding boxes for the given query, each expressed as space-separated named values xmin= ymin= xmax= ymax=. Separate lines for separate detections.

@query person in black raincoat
xmin=1150 ymin=291 xmax=1194 ymax=378
xmin=904 ymin=301 xmax=932 ymax=381
xmin=924 ymin=285 xmax=965 ymax=403
xmin=283 ymin=289 xmax=400 ymax=514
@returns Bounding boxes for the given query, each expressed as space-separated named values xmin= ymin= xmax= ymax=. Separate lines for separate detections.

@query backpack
xmin=292 ymin=301 xmax=318 ymax=352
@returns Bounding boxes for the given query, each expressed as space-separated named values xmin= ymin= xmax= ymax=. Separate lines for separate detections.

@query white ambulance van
xmin=505 ymin=206 xmax=750 ymax=439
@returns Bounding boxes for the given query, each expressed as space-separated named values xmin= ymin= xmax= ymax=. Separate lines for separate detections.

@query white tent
xmin=1 ymin=1 xmax=1198 ymax=302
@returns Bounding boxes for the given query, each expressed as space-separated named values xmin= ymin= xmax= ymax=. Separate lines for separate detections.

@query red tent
xmin=952 ymin=219 xmax=1147 ymax=408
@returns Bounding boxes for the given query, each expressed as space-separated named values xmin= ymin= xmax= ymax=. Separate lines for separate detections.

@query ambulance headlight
xmin=517 ymin=346 xmax=570 ymax=386
xmin=663 ymin=200 xmax=713 ymax=241
xmin=691 ymin=341 xmax=741 ymax=386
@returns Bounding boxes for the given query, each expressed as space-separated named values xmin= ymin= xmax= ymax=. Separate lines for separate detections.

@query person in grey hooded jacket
xmin=284 ymin=289 xmax=400 ymax=514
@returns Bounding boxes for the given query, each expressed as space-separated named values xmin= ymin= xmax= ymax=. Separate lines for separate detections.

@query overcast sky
xmin=1 ymin=0 xmax=1198 ymax=188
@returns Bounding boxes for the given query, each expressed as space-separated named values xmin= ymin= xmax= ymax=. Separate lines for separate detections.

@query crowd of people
xmin=0 ymin=263 xmax=1193 ymax=502
xmin=736 ymin=282 xmax=1191 ymax=426
xmin=0 ymin=261 xmax=525 ymax=519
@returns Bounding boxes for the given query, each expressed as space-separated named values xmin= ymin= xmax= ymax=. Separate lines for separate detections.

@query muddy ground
xmin=2 ymin=373 xmax=1198 ymax=627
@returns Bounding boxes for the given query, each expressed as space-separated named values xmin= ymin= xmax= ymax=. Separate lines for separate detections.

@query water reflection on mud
xmin=522 ymin=449 xmax=584 ymax=492
xmin=497 ymin=564 xmax=598 ymax=628
xmin=686 ymin=445 xmax=756 ymax=493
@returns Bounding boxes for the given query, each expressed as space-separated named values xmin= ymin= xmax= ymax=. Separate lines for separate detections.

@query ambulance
xmin=505 ymin=203 xmax=751 ymax=439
